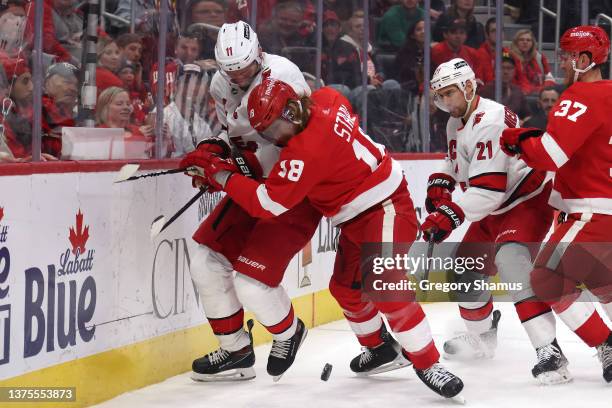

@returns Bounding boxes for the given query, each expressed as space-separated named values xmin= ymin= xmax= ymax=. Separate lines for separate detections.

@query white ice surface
xmin=94 ymin=302 xmax=611 ymax=408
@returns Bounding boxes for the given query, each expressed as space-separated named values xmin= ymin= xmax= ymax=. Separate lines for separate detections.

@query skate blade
xmin=191 ymin=367 xmax=256 ymax=382
xmin=272 ymin=326 xmax=309 ymax=383
xmin=450 ymin=394 xmax=466 ymax=404
xmin=355 ymin=354 xmax=412 ymax=377
xmin=535 ymin=366 xmax=573 ymax=385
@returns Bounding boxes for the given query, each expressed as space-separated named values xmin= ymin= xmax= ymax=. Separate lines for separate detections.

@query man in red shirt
xmin=501 ymin=25 xmax=612 ymax=383
xmin=431 ymin=18 xmax=483 ymax=82
xmin=180 ymin=78 xmax=466 ymax=400
xmin=476 ymin=17 xmax=528 ymax=87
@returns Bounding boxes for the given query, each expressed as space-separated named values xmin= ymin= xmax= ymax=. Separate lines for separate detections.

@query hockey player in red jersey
xmin=421 ymin=58 xmax=572 ymax=385
xmin=184 ymin=21 xmax=320 ymax=383
xmin=184 ymin=20 xmax=405 ymax=383
xmin=500 ymin=25 xmax=612 ymax=382
xmin=180 ymin=78 xmax=465 ymax=400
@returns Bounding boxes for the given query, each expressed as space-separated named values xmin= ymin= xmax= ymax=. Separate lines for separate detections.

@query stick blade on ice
xmin=114 ymin=164 xmax=141 ymax=183
xmin=150 ymin=215 xmax=166 ymax=240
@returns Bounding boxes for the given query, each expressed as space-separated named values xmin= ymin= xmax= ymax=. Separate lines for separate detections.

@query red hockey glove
xmin=421 ymin=202 xmax=465 ymax=243
xmin=500 ymin=127 xmax=544 ymax=157
xmin=180 ymin=150 xmax=238 ymax=192
xmin=425 ymin=173 xmax=456 ymax=214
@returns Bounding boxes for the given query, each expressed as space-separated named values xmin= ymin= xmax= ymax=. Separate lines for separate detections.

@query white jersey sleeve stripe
xmin=541 ymin=132 xmax=569 ymax=169
xmin=256 ymin=184 xmax=289 ymax=216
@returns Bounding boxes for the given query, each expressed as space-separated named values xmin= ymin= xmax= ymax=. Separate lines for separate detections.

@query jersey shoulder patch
xmin=472 ymin=111 xmax=485 ymax=128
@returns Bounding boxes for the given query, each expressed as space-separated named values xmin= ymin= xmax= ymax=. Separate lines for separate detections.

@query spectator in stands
xmin=116 ymin=33 xmax=147 ymax=111
xmin=420 ymin=0 xmax=445 ymax=20
xmin=113 ymin=0 xmax=156 ymax=32
xmin=225 ymin=0 xmax=277 ymax=27
xmin=369 ymin=0 xmax=397 ymax=18
xmin=41 ymin=62 xmax=79 ymax=157
xmin=96 ymin=37 xmax=124 ymax=96
xmin=341 ymin=11 xmax=389 ymax=87
xmin=395 ymin=19 xmax=426 ymax=95
xmin=324 ymin=0 xmax=355 ymax=22
xmin=320 ymin=10 xmax=360 ymax=93
xmin=524 ymin=86 xmax=559 ymax=129
xmin=118 ymin=59 xmax=137 ymax=93
xmin=479 ymin=51 xmax=530 ymax=120
xmin=25 ymin=0 xmax=77 ymax=64
xmin=117 ymin=59 xmax=149 ymax=125
xmin=0 ymin=1 xmax=27 ymax=60
xmin=510 ymin=29 xmax=555 ymax=95
xmin=50 ymin=0 xmax=83 ymax=63
xmin=151 ymin=31 xmax=205 ymax=106
xmin=117 ymin=33 xmax=143 ymax=65
xmin=258 ymin=1 xmax=309 ymax=55
xmin=341 ymin=11 xmax=400 ymax=109
xmin=162 ymin=64 xmax=213 ymax=157
xmin=431 ymin=18 xmax=483 ymax=81
xmin=377 ymin=0 xmax=425 ymax=52
xmin=433 ymin=0 xmax=484 ymax=49
xmin=184 ymin=0 xmax=226 ymax=60
xmin=2 ymin=57 xmax=32 ymax=159
xmin=96 ymin=87 xmax=154 ymax=157
xmin=476 ymin=17 xmax=528 ymax=88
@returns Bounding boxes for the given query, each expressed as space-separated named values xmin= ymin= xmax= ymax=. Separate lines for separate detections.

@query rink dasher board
xmin=0 ymin=157 xmax=464 ymax=406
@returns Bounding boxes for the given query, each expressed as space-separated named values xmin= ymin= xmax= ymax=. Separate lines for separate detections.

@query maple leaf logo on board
xmin=0 ymin=207 xmax=3 ymax=222
xmin=69 ymin=210 xmax=89 ymax=255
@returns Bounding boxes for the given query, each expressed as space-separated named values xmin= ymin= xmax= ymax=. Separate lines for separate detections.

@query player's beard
xmin=449 ymin=104 xmax=468 ymax=119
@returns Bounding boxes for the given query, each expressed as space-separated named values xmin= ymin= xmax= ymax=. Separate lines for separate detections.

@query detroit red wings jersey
xmin=224 ymin=87 xmax=404 ymax=225
xmin=519 ymin=80 xmax=612 ymax=215
xmin=209 ymin=53 xmax=311 ymax=176
xmin=440 ymin=97 xmax=548 ymax=221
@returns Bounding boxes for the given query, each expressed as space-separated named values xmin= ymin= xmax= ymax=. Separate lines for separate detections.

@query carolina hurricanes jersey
xmin=224 ymin=87 xmax=404 ymax=225
xmin=440 ymin=96 xmax=549 ymax=221
xmin=209 ymin=53 xmax=311 ymax=176
xmin=519 ymin=80 xmax=612 ymax=215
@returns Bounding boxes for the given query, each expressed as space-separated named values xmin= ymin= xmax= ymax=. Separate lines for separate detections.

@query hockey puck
xmin=320 ymin=363 xmax=333 ymax=381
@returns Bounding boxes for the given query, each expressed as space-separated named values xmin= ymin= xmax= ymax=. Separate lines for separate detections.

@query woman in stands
xmin=510 ymin=29 xmax=555 ymax=95
xmin=395 ymin=19 xmax=426 ymax=95
xmin=96 ymin=37 xmax=124 ymax=97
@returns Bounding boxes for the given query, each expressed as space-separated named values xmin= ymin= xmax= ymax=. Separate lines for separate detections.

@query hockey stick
xmin=150 ymin=187 xmax=208 ymax=239
xmin=422 ymin=235 xmax=435 ymax=281
xmin=114 ymin=164 xmax=196 ymax=183
xmin=149 ymin=147 xmax=255 ymax=239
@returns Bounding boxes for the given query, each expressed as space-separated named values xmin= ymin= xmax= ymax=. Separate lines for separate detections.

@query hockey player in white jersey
xmin=186 ymin=21 xmax=318 ymax=382
xmin=421 ymin=58 xmax=571 ymax=384
xmin=186 ymin=21 xmax=404 ymax=382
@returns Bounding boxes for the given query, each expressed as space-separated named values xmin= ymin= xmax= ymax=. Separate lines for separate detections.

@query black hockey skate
xmin=191 ymin=320 xmax=256 ymax=382
xmin=415 ymin=362 xmax=464 ymax=401
xmin=267 ymin=318 xmax=308 ymax=381
xmin=596 ymin=333 xmax=612 ymax=383
xmin=350 ymin=324 xmax=411 ymax=376
xmin=444 ymin=309 xmax=501 ymax=360
xmin=532 ymin=338 xmax=572 ymax=385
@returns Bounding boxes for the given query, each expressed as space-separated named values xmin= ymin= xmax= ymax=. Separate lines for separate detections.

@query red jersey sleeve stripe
xmin=540 ymin=132 xmax=569 ymax=169
xmin=256 ymin=184 xmax=289 ymax=216
xmin=468 ymin=172 xmax=507 ymax=192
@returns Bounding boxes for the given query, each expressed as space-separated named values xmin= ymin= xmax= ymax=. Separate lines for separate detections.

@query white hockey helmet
xmin=214 ymin=21 xmax=262 ymax=73
xmin=431 ymin=58 xmax=477 ymax=113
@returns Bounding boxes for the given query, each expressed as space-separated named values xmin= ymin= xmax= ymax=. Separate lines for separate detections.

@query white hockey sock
xmin=234 ymin=273 xmax=297 ymax=341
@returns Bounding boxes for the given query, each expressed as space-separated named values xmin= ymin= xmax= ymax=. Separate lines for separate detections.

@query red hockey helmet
xmin=560 ymin=25 xmax=610 ymax=65
xmin=248 ymin=77 xmax=299 ymax=132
